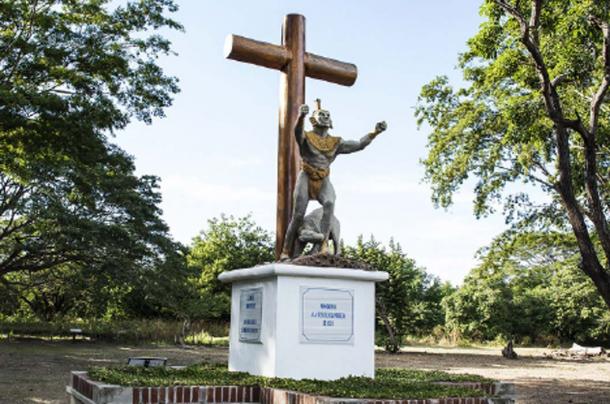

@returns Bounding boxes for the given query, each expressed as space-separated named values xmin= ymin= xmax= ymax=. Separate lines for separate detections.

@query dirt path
xmin=0 ymin=340 xmax=608 ymax=403
xmin=0 ymin=339 xmax=225 ymax=404
xmin=379 ymin=347 xmax=610 ymax=403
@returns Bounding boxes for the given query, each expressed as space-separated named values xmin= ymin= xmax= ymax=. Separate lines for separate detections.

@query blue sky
xmin=114 ymin=0 xmax=509 ymax=284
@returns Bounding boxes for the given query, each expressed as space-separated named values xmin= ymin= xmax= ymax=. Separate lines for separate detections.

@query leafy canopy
xmin=0 ymin=0 xmax=183 ymax=280
xmin=416 ymin=0 xmax=610 ymax=308
xmin=416 ymin=0 xmax=610 ymax=224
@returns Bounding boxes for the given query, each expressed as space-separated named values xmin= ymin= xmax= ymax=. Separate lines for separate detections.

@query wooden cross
xmin=224 ymin=14 xmax=357 ymax=259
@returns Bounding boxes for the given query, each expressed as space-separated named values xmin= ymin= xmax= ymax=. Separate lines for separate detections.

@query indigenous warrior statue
xmin=280 ymin=99 xmax=387 ymax=260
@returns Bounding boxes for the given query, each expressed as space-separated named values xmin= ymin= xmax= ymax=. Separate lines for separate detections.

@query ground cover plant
xmin=89 ymin=363 xmax=492 ymax=400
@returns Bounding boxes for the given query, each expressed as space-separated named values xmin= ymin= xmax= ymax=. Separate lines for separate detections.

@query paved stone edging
xmin=67 ymin=371 xmax=515 ymax=404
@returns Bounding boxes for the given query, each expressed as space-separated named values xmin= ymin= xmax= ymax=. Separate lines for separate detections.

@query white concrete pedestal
xmin=218 ymin=263 xmax=388 ymax=381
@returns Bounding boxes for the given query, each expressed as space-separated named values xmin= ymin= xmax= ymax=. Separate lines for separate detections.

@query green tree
xmin=443 ymin=261 xmax=519 ymax=342
xmin=0 ymin=232 xmax=189 ymax=322
xmin=0 ymin=0 xmax=182 ymax=280
xmin=445 ymin=232 xmax=610 ymax=344
xmin=187 ymin=215 xmax=274 ymax=320
xmin=343 ymin=237 xmax=449 ymax=352
xmin=416 ymin=0 xmax=610 ymax=308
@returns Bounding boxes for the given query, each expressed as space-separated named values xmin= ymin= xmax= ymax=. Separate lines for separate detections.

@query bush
xmin=0 ymin=319 xmax=229 ymax=345
xmin=444 ymin=232 xmax=610 ymax=345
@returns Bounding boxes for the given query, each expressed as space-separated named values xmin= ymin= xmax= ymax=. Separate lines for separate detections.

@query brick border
xmin=435 ymin=382 xmax=496 ymax=396
xmin=130 ymin=386 xmax=261 ymax=404
xmin=68 ymin=372 xmax=514 ymax=404
xmin=73 ymin=372 xmax=94 ymax=400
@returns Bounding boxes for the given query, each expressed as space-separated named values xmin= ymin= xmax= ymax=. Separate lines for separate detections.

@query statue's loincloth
xmin=302 ymin=161 xmax=329 ymax=200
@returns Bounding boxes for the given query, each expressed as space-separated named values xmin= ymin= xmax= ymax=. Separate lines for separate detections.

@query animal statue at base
xmin=294 ymin=208 xmax=341 ymax=256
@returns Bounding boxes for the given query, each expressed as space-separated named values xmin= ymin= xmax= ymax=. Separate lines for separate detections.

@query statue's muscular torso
xmin=299 ymin=131 xmax=342 ymax=169
xmin=298 ymin=130 xmax=375 ymax=171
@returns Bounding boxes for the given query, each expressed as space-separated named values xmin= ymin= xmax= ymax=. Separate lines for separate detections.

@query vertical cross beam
xmin=224 ymin=14 xmax=357 ymax=259
xmin=277 ymin=14 xmax=304 ymax=259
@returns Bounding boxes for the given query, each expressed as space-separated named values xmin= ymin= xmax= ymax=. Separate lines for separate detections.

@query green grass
xmin=184 ymin=331 xmax=228 ymax=346
xmin=89 ymin=364 xmax=494 ymax=400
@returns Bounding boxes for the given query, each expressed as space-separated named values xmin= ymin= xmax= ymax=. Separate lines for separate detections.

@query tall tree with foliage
xmin=0 ymin=0 xmax=182 ymax=283
xmin=187 ymin=215 xmax=275 ymax=320
xmin=343 ymin=237 xmax=451 ymax=352
xmin=416 ymin=0 xmax=610 ymax=308
xmin=444 ymin=231 xmax=610 ymax=344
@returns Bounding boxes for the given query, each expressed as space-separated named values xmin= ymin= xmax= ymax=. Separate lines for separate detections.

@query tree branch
xmin=495 ymin=0 xmax=564 ymax=123
xmin=589 ymin=18 xmax=610 ymax=135
xmin=494 ymin=164 xmax=554 ymax=189
xmin=529 ymin=0 xmax=542 ymax=44
xmin=531 ymin=160 xmax=557 ymax=189
xmin=495 ymin=0 xmax=526 ymax=25
xmin=551 ymin=73 xmax=570 ymax=87
xmin=0 ymin=218 xmax=35 ymax=244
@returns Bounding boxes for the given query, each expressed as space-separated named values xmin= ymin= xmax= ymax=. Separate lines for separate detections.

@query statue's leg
xmin=293 ymin=239 xmax=305 ymax=257
xmin=331 ymin=220 xmax=341 ymax=255
xmin=317 ymin=178 xmax=336 ymax=253
xmin=280 ymin=171 xmax=309 ymax=259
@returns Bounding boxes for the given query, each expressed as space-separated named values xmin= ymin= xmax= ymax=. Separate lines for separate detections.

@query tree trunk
xmin=376 ymin=296 xmax=400 ymax=353
xmin=554 ymin=126 xmax=610 ymax=310
xmin=176 ymin=317 xmax=191 ymax=347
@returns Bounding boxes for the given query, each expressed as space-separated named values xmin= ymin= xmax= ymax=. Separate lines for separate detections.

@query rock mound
xmin=287 ymin=253 xmax=373 ymax=270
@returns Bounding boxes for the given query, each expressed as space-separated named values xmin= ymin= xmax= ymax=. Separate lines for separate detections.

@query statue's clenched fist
xmin=299 ymin=104 xmax=309 ymax=116
xmin=375 ymin=121 xmax=387 ymax=134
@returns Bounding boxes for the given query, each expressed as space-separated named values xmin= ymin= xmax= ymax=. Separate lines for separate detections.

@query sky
xmin=114 ymin=0 xmax=510 ymax=285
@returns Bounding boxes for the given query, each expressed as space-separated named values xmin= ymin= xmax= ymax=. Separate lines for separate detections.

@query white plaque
xmin=239 ymin=287 xmax=263 ymax=343
xmin=300 ymin=287 xmax=354 ymax=344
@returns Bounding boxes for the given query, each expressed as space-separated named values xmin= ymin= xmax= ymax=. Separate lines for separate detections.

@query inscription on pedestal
xmin=239 ymin=287 xmax=263 ymax=343
xmin=300 ymin=287 xmax=354 ymax=344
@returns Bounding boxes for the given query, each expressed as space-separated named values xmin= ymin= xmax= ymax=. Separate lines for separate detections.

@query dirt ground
xmin=0 ymin=339 xmax=609 ymax=404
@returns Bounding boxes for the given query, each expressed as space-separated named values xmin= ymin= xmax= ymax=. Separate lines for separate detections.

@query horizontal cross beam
xmin=224 ymin=34 xmax=358 ymax=86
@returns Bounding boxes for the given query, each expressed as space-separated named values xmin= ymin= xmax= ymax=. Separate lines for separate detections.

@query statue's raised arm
xmin=336 ymin=121 xmax=387 ymax=155
xmin=294 ymin=104 xmax=309 ymax=146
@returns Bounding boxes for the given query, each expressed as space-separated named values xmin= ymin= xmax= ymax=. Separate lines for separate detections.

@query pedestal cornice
xmin=218 ymin=263 xmax=389 ymax=283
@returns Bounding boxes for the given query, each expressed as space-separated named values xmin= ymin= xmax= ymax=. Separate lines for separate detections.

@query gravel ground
xmin=0 ymin=339 xmax=608 ymax=403
xmin=379 ymin=346 xmax=610 ymax=403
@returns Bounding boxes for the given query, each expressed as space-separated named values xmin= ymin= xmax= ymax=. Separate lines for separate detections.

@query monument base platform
xmin=218 ymin=263 xmax=388 ymax=381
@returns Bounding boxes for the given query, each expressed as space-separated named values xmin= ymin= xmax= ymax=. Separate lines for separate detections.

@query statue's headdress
xmin=310 ymin=98 xmax=332 ymax=129
xmin=314 ymin=98 xmax=322 ymax=111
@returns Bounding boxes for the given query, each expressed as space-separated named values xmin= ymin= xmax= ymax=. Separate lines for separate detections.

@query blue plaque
xmin=239 ymin=287 xmax=263 ymax=343
xmin=300 ymin=287 xmax=354 ymax=344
